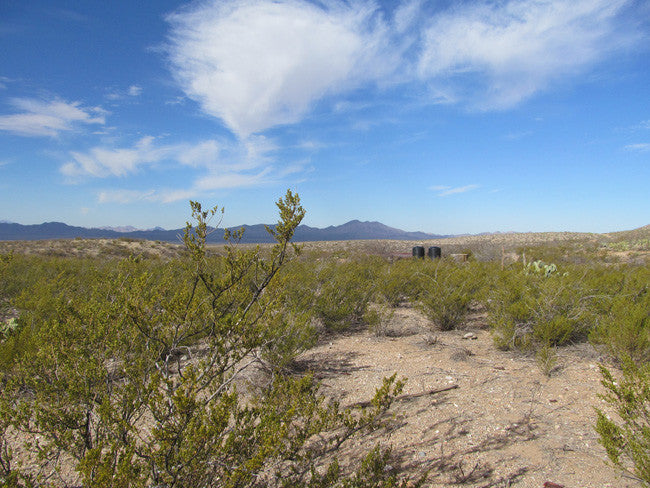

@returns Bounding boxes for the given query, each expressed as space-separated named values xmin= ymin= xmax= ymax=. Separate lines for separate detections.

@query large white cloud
xmin=0 ymin=98 xmax=105 ymax=137
xmin=166 ymin=0 xmax=397 ymax=138
xmin=166 ymin=0 xmax=640 ymax=135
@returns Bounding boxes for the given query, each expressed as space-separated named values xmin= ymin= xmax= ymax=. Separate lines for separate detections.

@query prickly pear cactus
xmin=0 ymin=317 xmax=18 ymax=339
xmin=525 ymin=260 xmax=560 ymax=277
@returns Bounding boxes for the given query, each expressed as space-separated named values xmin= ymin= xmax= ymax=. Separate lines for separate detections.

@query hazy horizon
xmin=2 ymin=217 xmax=646 ymax=238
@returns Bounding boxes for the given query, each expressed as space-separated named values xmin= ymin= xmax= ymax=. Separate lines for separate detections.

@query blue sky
xmin=0 ymin=0 xmax=649 ymax=234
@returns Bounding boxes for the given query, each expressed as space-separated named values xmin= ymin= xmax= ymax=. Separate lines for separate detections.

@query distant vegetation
xmin=1 ymin=194 xmax=649 ymax=486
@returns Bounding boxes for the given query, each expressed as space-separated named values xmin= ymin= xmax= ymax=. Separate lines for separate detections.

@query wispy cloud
xmin=46 ymin=8 xmax=88 ymax=23
xmin=625 ymin=143 xmax=650 ymax=152
xmin=0 ymin=98 xmax=105 ymax=137
xmin=128 ymin=85 xmax=142 ymax=97
xmin=61 ymin=136 xmax=173 ymax=178
xmin=106 ymin=85 xmax=143 ymax=100
xmin=97 ymin=189 xmax=157 ymax=204
xmin=63 ymin=135 xmax=298 ymax=202
xmin=430 ymin=184 xmax=480 ymax=196
xmin=61 ymin=134 xmax=282 ymax=179
xmin=194 ymin=168 xmax=273 ymax=192
xmin=96 ymin=170 xmax=274 ymax=205
xmin=417 ymin=0 xmax=638 ymax=109
xmin=165 ymin=0 xmax=640 ymax=136
xmin=504 ymin=130 xmax=533 ymax=140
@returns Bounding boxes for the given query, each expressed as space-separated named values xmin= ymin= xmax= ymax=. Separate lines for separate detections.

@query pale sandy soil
xmin=297 ymin=305 xmax=640 ymax=488
xmin=3 ymin=302 xmax=643 ymax=487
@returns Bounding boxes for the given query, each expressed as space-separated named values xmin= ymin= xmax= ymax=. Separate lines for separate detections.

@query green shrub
xmin=591 ymin=295 xmax=650 ymax=363
xmin=259 ymin=264 xmax=318 ymax=371
xmin=596 ymin=357 xmax=650 ymax=485
xmin=488 ymin=268 xmax=596 ymax=351
xmin=536 ymin=344 xmax=559 ymax=377
xmin=605 ymin=238 xmax=650 ymax=252
xmin=375 ymin=259 xmax=421 ymax=308
xmin=589 ymin=266 xmax=650 ymax=362
xmin=413 ymin=261 xmax=485 ymax=331
xmin=0 ymin=192 xmax=420 ymax=487
xmin=311 ymin=259 xmax=378 ymax=331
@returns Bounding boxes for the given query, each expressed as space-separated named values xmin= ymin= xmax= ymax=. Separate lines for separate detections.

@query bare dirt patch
xmin=298 ymin=306 xmax=638 ymax=487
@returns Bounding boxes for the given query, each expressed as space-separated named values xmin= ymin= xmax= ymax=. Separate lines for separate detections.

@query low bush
xmin=590 ymin=266 xmax=650 ymax=362
xmin=374 ymin=259 xmax=421 ymax=308
xmin=0 ymin=192 xmax=422 ymax=487
xmin=413 ymin=261 xmax=486 ymax=331
xmin=311 ymin=258 xmax=378 ymax=331
xmin=488 ymin=267 xmax=596 ymax=351
xmin=596 ymin=357 xmax=650 ymax=485
xmin=260 ymin=263 xmax=318 ymax=371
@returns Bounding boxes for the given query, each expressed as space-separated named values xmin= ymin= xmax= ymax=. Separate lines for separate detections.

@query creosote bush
xmin=589 ymin=266 xmax=650 ymax=363
xmin=413 ymin=260 xmax=486 ymax=331
xmin=488 ymin=265 xmax=596 ymax=351
xmin=596 ymin=357 xmax=650 ymax=485
xmin=374 ymin=259 xmax=421 ymax=308
xmin=310 ymin=258 xmax=379 ymax=332
xmin=0 ymin=191 xmax=423 ymax=488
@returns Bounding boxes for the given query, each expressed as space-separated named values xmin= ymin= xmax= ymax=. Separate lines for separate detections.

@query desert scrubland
xmin=1 ymin=198 xmax=649 ymax=487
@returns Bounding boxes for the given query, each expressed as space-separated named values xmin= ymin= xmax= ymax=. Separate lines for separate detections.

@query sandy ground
xmin=297 ymin=305 xmax=640 ymax=488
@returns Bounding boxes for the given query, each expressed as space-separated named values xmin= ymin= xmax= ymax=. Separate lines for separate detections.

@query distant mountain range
xmin=0 ymin=220 xmax=448 ymax=243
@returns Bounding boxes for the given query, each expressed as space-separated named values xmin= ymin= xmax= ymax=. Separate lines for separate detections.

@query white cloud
xmin=279 ymin=160 xmax=310 ymax=177
xmin=504 ymin=130 xmax=533 ymax=140
xmin=62 ymin=136 xmax=174 ymax=178
xmin=166 ymin=0 xmax=398 ymax=138
xmin=430 ymin=184 xmax=480 ymax=196
xmin=128 ymin=85 xmax=142 ymax=97
xmin=195 ymin=168 xmax=273 ymax=191
xmin=165 ymin=0 xmax=639 ymax=135
xmin=98 ymin=189 xmax=157 ymax=204
xmin=0 ymin=98 xmax=105 ymax=137
xmin=393 ymin=0 xmax=423 ymax=34
xmin=107 ymin=85 xmax=143 ymax=100
xmin=97 ymin=188 xmax=202 ymax=205
xmin=64 ymin=135 xmax=300 ymax=203
xmin=157 ymin=189 xmax=197 ymax=204
xmin=61 ymin=135 xmax=284 ymax=181
xmin=625 ymin=143 xmax=650 ymax=152
xmin=176 ymin=139 xmax=221 ymax=167
xmin=417 ymin=0 xmax=637 ymax=109
xmin=96 ymin=169 xmax=275 ymax=204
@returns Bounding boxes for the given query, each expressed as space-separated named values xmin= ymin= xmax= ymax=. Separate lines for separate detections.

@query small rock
xmin=462 ymin=332 xmax=477 ymax=340
xmin=543 ymin=483 xmax=564 ymax=488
